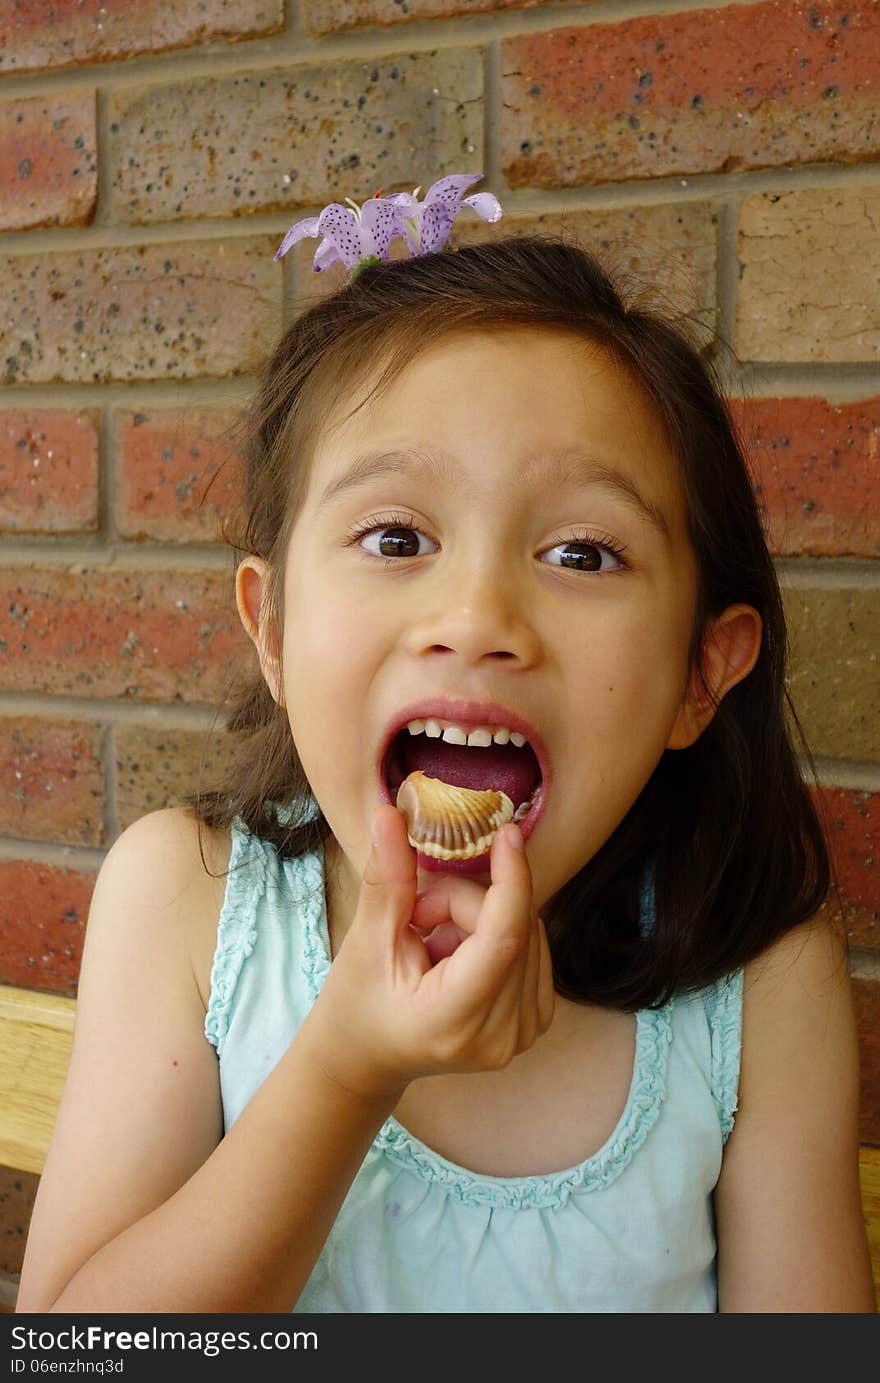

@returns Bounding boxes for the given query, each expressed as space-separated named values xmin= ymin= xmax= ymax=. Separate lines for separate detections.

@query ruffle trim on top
xmin=204 ymin=817 xmax=268 ymax=1056
xmin=293 ymin=845 xmax=331 ymax=995
xmin=703 ymin=967 xmax=744 ymax=1144
xmin=297 ymin=866 xmax=674 ymax=1210
xmin=376 ymin=1005 xmax=673 ymax=1209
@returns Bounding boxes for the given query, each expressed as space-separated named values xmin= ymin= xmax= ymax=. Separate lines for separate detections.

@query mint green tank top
xmin=205 ymin=812 xmax=743 ymax=1313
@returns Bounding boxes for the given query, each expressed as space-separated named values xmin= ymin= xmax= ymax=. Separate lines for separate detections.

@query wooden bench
xmin=1 ymin=982 xmax=878 ymax=1308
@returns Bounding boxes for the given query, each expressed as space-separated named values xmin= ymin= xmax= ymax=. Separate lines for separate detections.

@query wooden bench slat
xmin=0 ymin=986 xmax=75 ymax=1176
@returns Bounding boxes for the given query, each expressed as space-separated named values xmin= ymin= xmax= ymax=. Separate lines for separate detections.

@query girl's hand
xmin=304 ymin=803 xmax=555 ymax=1103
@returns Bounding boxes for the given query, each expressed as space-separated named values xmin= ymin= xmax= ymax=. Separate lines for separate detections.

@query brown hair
xmin=187 ymin=234 xmax=835 ymax=1009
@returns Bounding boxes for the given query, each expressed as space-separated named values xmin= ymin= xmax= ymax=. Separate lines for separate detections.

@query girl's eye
xmin=542 ymin=530 xmax=629 ymax=574
xmin=345 ymin=515 xmax=628 ymax=573
xmin=348 ymin=515 xmax=437 ymax=561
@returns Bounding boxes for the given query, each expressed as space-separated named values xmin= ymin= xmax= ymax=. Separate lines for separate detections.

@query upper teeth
xmin=405 ymin=718 xmax=528 ymax=749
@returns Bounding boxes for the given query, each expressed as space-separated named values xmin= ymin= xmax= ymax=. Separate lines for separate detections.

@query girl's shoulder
xmin=102 ymin=805 xmax=233 ymax=1015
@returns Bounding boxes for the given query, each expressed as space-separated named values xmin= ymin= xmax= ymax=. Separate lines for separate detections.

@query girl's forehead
xmin=304 ymin=329 xmax=688 ymax=548
xmin=316 ymin=326 xmax=665 ymax=456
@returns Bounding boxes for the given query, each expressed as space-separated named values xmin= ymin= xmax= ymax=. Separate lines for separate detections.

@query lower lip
xmin=415 ymin=849 xmax=495 ymax=877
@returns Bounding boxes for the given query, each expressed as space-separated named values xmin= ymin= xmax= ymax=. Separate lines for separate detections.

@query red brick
xmin=0 ymin=239 xmax=280 ymax=385
xmin=501 ymin=0 xmax=880 ymax=188
xmin=115 ymin=724 xmax=244 ymax=829
xmin=0 ymin=90 xmax=96 ymax=231
xmin=0 ymin=567 xmax=253 ymax=704
xmin=0 ymin=860 xmax=93 ymax=996
xmin=0 ymin=410 xmax=99 ymax=535
xmin=737 ymin=187 xmax=880 ymax=363
xmin=106 ymin=50 xmax=483 ymax=225
xmin=854 ymin=977 xmax=880 ymax=1145
xmin=730 ymin=396 xmax=880 ymax=559
xmin=115 ymin=407 xmax=245 ymax=544
xmin=304 ymin=0 xmax=559 ymax=36
xmin=0 ymin=717 xmax=103 ymax=848
xmin=0 ymin=0 xmax=284 ymax=76
xmin=0 ymin=1165 xmax=38 ymax=1277
xmin=812 ymin=787 xmax=880 ymax=951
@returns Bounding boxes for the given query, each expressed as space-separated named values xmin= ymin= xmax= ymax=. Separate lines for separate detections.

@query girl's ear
xmin=235 ymin=556 xmax=283 ymax=705
xmin=667 ymin=603 xmax=763 ymax=750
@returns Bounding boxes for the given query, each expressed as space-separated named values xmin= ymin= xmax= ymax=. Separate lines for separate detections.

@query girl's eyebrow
xmin=317 ymin=446 xmax=672 ymax=543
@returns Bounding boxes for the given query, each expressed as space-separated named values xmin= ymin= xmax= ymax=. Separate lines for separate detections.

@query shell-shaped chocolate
xmin=395 ymin=770 xmax=514 ymax=860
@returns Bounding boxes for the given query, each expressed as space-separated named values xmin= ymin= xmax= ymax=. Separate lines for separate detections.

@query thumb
xmin=357 ymin=803 xmax=418 ymax=941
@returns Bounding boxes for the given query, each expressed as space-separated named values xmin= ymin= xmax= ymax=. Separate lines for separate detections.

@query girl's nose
xmin=402 ymin=565 xmax=542 ymax=668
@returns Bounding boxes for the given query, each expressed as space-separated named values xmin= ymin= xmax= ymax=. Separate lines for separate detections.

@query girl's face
xmin=244 ymin=327 xmax=707 ymax=924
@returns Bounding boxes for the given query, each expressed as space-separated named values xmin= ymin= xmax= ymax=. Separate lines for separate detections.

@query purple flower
xmin=383 ymin=173 xmax=503 ymax=257
xmin=274 ymin=173 xmax=503 ymax=275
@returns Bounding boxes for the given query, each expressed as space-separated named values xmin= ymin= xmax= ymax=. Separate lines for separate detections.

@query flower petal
xmin=422 ymin=173 xmax=484 ymax=212
xmin=359 ymin=198 xmax=407 ymax=260
xmin=383 ymin=191 xmax=419 ymax=215
xmin=312 ymin=238 xmax=340 ymax=272
xmin=418 ymin=201 xmax=455 ymax=255
xmin=461 ymin=192 xmax=503 ymax=224
xmin=273 ymin=215 xmax=321 ymax=261
xmin=315 ymin=203 xmax=371 ymax=270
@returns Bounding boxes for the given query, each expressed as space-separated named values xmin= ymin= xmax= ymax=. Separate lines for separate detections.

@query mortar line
xmin=5 ymin=161 xmax=880 ymax=258
xmin=483 ymin=37 xmax=501 ymax=192
xmin=0 ymin=693 xmax=232 ymax=725
xmin=2 ymin=366 xmax=878 ymax=410
xmin=102 ymin=719 xmax=118 ymax=847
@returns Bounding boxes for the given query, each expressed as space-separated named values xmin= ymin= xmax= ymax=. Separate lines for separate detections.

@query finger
xmin=357 ymin=804 xmax=418 ymax=949
xmin=409 ymin=876 xmax=488 ymax=937
xmin=443 ymin=822 xmax=533 ymax=1011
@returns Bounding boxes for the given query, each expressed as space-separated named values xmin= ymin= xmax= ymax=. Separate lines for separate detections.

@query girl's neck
xmin=323 ymin=834 xmax=360 ymax=960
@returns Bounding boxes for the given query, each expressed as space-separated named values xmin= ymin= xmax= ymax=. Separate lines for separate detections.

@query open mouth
xmin=381 ymin=725 xmax=545 ymax=869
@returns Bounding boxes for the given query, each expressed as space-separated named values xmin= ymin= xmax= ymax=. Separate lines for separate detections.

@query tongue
xmin=398 ymin=738 xmax=540 ymax=809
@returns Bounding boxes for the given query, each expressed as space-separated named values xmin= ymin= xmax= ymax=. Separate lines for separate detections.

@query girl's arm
xmin=714 ymin=917 xmax=876 ymax=1312
xmin=17 ymin=802 xmax=547 ymax=1313
xmin=15 ymin=807 xmax=398 ymax=1314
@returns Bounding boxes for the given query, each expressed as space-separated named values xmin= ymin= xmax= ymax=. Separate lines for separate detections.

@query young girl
xmin=16 ymin=176 xmax=876 ymax=1314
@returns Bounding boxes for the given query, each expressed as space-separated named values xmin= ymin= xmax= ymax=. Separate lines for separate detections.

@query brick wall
xmin=1 ymin=0 xmax=878 ymax=1308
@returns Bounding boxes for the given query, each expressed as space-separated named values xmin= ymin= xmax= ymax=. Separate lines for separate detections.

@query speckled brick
xmin=294 ymin=199 xmax=718 ymax=348
xmin=501 ymin=0 xmax=880 ymax=188
xmin=783 ymin=587 xmax=879 ymax=763
xmin=738 ymin=187 xmax=880 ymax=363
xmin=813 ymin=787 xmax=880 ymax=952
xmin=115 ymin=723 xmax=245 ymax=830
xmin=0 ymin=0 xmax=284 ymax=76
xmin=0 ymin=860 xmax=93 ymax=996
xmin=0 ymin=1166 xmax=38 ymax=1277
xmin=0 ymin=717 xmax=103 ymax=847
xmin=854 ymin=978 xmax=880 ymax=1144
xmin=106 ymin=49 xmax=483 ymax=225
xmin=0 ymin=567 xmax=253 ymax=704
xmin=115 ymin=407 xmax=245 ymax=544
xmin=730 ymin=396 xmax=880 ymax=558
xmin=0 ymin=1271 xmax=17 ymax=1313
xmin=0 ymin=411 xmax=99 ymax=535
xmin=304 ymin=0 xmax=559 ymax=36
xmin=0 ymin=239 xmax=280 ymax=386
xmin=0 ymin=90 xmax=96 ymax=232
